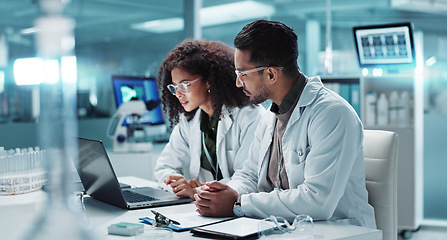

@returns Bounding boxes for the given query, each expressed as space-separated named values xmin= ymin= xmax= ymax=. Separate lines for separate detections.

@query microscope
xmin=106 ymin=99 xmax=161 ymax=152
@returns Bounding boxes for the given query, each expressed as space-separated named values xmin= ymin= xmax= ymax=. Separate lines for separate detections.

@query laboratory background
xmin=1 ymin=0 xmax=447 ymax=239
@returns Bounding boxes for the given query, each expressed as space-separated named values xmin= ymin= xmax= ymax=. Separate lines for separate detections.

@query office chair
xmin=363 ymin=130 xmax=399 ymax=240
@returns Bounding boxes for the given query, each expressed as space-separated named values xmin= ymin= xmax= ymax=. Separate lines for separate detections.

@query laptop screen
xmin=77 ymin=138 xmax=127 ymax=208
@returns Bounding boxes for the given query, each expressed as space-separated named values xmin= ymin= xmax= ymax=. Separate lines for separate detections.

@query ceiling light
xmin=425 ymin=56 xmax=437 ymax=67
xmin=21 ymin=27 xmax=40 ymax=35
xmin=131 ymin=1 xmax=275 ymax=34
xmin=131 ymin=18 xmax=184 ymax=34
xmin=201 ymin=1 xmax=275 ymax=27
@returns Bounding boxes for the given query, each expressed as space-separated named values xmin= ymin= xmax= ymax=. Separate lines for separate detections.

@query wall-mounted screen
xmin=112 ymin=75 xmax=164 ymax=125
xmin=353 ymin=22 xmax=415 ymax=67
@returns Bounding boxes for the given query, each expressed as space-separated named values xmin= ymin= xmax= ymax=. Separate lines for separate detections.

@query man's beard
xmin=250 ymin=86 xmax=269 ymax=105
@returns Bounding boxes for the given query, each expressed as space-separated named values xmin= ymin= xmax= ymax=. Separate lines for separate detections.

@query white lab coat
xmin=228 ymin=76 xmax=376 ymax=228
xmin=154 ymin=105 xmax=266 ymax=186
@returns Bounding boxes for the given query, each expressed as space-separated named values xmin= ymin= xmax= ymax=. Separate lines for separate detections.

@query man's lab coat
xmin=228 ymin=76 xmax=376 ymax=228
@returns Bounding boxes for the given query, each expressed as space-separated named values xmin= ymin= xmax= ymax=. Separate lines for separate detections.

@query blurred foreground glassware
xmin=258 ymin=215 xmax=314 ymax=240
xmin=20 ymin=0 xmax=101 ymax=239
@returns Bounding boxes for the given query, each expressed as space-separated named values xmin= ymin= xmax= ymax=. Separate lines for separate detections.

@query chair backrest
xmin=363 ymin=130 xmax=399 ymax=240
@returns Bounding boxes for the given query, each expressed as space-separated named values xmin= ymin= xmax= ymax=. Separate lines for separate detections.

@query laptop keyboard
xmin=122 ymin=190 xmax=159 ymax=203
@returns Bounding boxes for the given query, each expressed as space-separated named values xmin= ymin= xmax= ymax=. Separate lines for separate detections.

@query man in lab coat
xmin=194 ymin=20 xmax=376 ymax=228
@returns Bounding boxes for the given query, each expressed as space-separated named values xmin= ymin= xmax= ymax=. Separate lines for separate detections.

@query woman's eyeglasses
xmin=167 ymin=77 xmax=201 ymax=95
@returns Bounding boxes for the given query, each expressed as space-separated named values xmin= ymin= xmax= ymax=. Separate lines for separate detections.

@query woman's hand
xmin=187 ymin=179 xmax=202 ymax=188
xmin=164 ymin=176 xmax=204 ymax=199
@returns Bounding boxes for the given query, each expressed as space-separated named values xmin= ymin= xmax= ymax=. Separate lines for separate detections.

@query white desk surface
xmin=1 ymin=176 xmax=382 ymax=240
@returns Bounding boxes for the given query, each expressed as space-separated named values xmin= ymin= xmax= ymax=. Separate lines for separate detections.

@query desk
xmin=0 ymin=190 xmax=47 ymax=240
xmin=87 ymin=199 xmax=382 ymax=240
xmin=1 ymin=177 xmax=382 ymax=240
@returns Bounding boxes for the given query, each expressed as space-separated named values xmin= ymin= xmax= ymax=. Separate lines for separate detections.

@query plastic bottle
xmin=377 ymin=93 xmax=389 ymax=126
xmin=389 ymin=91 xmax=399 ymax=125
xmin=398 ymin=91 xmax=410 ymax=126
xmin=365 ymin=91 xmax=377 ymax=126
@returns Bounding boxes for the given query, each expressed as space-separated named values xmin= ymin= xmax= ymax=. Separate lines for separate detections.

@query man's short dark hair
xmin=234 ymin=20 xmax=299 ymax=76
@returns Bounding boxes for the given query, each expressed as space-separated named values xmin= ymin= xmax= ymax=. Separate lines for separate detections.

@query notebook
xmin=75 ymin=137 xmax=192 ymax=209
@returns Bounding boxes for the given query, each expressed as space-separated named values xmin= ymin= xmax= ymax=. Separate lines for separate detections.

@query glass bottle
xmin=21 ymin=0 xmax=101 ymax=239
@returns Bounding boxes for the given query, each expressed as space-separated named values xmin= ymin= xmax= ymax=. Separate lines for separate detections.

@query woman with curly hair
xmin=154 ymin=39 xmax=265 ymax=199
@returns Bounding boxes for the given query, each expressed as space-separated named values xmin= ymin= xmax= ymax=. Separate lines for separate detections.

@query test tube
xmin=0 ymin=147 xmax=5 ymax=175
xmin=0 ymin=147 xmax=5 ymax=193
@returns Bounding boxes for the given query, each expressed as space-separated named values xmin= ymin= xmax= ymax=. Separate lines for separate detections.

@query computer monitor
xmin=353 ymin=22 xmax=415 ymax=67
xmin=112 ymin=75 xmax=164 ymax=125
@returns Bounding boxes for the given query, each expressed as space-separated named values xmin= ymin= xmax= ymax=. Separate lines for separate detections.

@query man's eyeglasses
xmin=167 ymin=77 xmax=201 ymax=95
xmin=235 ymin=66 xmax=283 ymax=85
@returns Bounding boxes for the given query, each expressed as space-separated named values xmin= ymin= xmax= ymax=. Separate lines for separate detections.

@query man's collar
xmin=270 ymin=73 xmax=306 ymax=115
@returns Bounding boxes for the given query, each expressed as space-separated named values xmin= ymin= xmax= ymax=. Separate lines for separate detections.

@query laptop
xmin=75 ymin=137 xmax=192 ymax=209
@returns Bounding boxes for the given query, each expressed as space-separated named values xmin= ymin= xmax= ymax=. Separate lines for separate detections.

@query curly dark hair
xmin=157 ymin=39 xmax=252 ymax=127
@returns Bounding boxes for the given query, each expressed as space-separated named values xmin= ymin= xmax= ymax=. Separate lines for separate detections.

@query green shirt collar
xmin=271 ymin=74 xmax=307 ymax=115
xmin=200 ymin=110 xmax=219 ymax=134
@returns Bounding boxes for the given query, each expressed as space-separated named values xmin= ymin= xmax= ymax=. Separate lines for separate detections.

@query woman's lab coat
xmin=227 ymin=76 xmax=376 ymax=228
xmin=154 ymin=105 xmax=265 ymax=186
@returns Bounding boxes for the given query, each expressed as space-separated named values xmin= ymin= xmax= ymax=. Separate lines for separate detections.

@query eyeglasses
xmin=235 ymin=66 xmax=283 ymax=85
xmin=258 ymin=215 xmax=314 ymax=238
xmin=167 ymin=77 xmax=201 ymax=95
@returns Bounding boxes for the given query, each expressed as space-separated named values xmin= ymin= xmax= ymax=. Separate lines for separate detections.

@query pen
xmin=151 ymin=210 xmax=181 ymax=225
